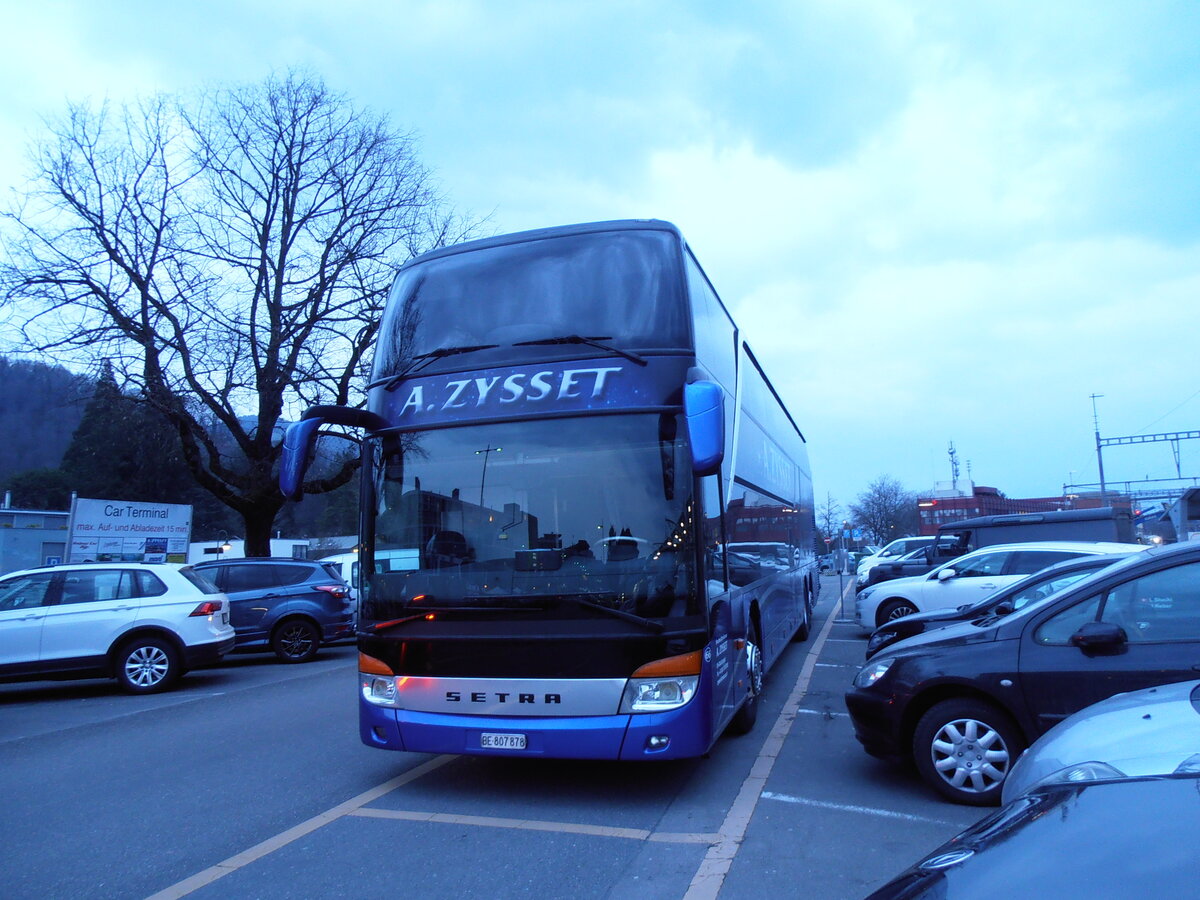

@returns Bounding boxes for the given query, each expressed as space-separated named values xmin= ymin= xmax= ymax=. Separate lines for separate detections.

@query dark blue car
xmin=191 ymin=558 xmax=353 ymax=662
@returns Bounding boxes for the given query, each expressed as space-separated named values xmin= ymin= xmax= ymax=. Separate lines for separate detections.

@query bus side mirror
xmin=684 ymin=381 xmax=724 ymax=477
xmin=279 ymin=418 xmax=324 ymax=501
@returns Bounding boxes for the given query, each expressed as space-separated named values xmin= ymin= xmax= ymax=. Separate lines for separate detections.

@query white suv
xmin=854 ymin=541 xmax=1148 ymax=630
xmin=0 ymin=563 xmax=235 ymax=693
xmin=855 ymin=536 xmax=938 ymax=584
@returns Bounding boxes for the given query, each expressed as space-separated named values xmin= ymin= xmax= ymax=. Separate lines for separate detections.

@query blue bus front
xmin=356 ymin=360 xmax=729 ymax=759
xmin=349 ymin=222 xmax=747 ymax=759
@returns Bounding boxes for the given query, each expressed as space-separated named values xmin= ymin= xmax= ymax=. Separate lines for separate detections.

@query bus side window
xmin=701 ymin=475 xmax=726 ymax=594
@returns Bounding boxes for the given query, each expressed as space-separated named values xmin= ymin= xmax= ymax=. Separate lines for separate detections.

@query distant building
xmin=0 ymin=502 xmax=69 ymax=574
xmin=916 ymin=482 xmax=1117 ymax=536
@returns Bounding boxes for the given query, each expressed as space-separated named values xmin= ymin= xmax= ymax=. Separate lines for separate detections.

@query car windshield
xmin=363 ymin=414 xmax=700 ymax=626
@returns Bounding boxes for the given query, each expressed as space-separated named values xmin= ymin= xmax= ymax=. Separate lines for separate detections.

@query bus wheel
xmin=729 ymin=621 xmax=763 ymax=735
xmin=792 ymin=585 xmax=811 ymax=642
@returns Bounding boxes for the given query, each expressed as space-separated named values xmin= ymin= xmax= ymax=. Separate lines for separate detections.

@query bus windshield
xmin=372 ymin=230 xmax=689 ymax=378
xmin=365 ymin=414 xmax=700 ymax=625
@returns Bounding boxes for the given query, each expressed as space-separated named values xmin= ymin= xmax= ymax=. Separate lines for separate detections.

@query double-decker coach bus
xmin=281 ymin=219 xmax=818 ymax=760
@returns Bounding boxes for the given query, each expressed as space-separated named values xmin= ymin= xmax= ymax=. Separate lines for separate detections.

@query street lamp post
xmin=475 ymin=444 xmax=502 ymax=507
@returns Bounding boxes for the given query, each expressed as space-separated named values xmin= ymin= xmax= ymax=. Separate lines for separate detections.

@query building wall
xmin=0 ymin=509 xmax=70 ymax=575
xmin=916 ymin=488 xmax=1112 ymax=535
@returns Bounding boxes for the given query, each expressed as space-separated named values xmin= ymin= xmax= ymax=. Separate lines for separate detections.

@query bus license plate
xmin=480 ymin=732 xmax=526 ymax=750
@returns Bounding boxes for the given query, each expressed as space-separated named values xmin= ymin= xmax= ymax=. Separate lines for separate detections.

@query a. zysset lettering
xmin=397 ymin=366 xmax=622 ymax=417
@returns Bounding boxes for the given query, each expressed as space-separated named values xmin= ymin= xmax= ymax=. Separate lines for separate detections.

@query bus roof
xmin=399 ymin=219 xmax=683 ymax=270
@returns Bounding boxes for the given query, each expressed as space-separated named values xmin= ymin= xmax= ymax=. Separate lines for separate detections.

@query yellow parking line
xmin=144 ymin=755 xmax=455 ymax=900
xmin=348 ymin=807 xmax=722 ymax=845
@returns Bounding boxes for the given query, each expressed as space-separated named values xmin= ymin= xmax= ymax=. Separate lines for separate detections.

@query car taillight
xmin=189 ymin=600 xmax=223 ymax=617
xmin=314 ymin=584 xmax=349 ymax=600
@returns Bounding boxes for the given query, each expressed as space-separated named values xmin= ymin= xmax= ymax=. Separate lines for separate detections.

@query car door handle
xmin=979 ymin=583 xmax=997 ymax=590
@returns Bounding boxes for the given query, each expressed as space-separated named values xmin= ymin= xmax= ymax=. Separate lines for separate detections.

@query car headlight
xmin=1019 ymin=761 xmax=1125 ymax=796
xmin=853 ymin=657 xmax=895 ymax=688
xmin=620 ymin=676 xmax=698 ymax=713
xmin=1175 ymin=753 xmax=1200 ymax=774
xmin=866 ymin=630 xmax=896 ymax=654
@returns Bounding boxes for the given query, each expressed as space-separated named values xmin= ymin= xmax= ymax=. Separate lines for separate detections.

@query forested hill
xmin=0 ymin=357 xmax=90 ymax=483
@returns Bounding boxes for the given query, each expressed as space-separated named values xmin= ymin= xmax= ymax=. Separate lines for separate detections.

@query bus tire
xmin=792 ymin=592 xmax=810 ymax=642
xmin=728 ymin=620 xmax=763 ymax=735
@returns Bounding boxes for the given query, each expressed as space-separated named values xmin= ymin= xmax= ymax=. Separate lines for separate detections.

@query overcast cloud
xmin=2 ymin=0 xmax=1197 ymax=507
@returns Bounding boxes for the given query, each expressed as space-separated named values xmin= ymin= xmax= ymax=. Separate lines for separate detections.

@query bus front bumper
xmin=360 ymin=701 xmax=712 ymax=760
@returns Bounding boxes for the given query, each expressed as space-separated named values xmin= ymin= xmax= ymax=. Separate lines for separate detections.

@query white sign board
xmin=67 ymin=498 xmax=193 ymax=564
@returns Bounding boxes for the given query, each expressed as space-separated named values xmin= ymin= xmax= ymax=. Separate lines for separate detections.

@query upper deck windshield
xmin=364 ymin=414 xmax=700 ymax=628
xmin=372 ymin=229 xmax=688 ymax=379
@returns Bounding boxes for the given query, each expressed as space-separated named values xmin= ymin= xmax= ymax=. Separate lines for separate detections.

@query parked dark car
xmin=864 ymin=552 xmax=1139 ymax=658
xmin=845 ymin=539 xmax=1200 ymax=804
xmin=191 ymin=558 xmax=353 ymax=662
xmin=865 ymin=774 xmax=1200 ymax=899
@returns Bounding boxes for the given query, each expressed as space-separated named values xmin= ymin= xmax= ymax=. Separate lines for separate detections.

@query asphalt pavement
xmin=0 ymin=575 xmax=986 ymax=899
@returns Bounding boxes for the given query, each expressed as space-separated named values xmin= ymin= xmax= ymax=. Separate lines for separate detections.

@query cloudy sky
xmin=2 ymin=0 xmax=1198 ymax=509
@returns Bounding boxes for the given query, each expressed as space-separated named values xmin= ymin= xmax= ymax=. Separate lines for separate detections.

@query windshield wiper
xmin=373 ymin=343 xmax=501 ymax=391
xmin=512 ymin=334 xmax=648 ymax=366
xmin=557 ymin=596 xmax=664 ymax=632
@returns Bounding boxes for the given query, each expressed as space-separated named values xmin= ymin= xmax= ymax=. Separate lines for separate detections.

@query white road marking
xmin=794 ymin=707 xmax=850 ymax=718
xmin=761 ymin=792 xmax=959 ymax=826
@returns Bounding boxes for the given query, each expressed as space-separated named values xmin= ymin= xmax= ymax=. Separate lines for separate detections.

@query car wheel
xmin=913 ymin=698 xmax=1024 ymax=806
xmin=115 ymin=636 xmax=181 ymax=694
xmin=876 ymin=598 xmax=918 ymax=627
xmin=271 ymin=618 xmax=321 ymax=663
xmin=728 ymin=620 xmax=764 ymax=735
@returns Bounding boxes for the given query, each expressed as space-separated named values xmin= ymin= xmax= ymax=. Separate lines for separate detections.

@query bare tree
xmin=850 ymin=476 xmax=919 ymax=545
xmin=2 ymin=71 xmax=478 ymax=554
xmin=816 ymin=492 xmax=842 ymax=550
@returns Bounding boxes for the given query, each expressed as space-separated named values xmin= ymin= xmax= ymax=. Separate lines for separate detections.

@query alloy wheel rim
xmin=929 ymin=717 xmax=1011 ymax=794
xmin=746 ymin=642 xmax=763 ymax=697
xmin=280 ymin=625 xmax=315 ymax=658
xmin=125 ymin=646 xmax=169 ymax=687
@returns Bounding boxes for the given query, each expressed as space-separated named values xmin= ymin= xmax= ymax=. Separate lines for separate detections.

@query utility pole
xmin=1091 ymin=393 xmax=1107 ymax=501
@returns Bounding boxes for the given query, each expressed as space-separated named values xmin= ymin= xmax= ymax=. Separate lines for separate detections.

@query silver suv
xmin=0 ymin=563 xmax=235 ymax=693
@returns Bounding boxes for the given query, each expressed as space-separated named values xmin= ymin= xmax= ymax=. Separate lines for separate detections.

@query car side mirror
xmin=992 ymin=601 xmax=1014 ymax=616
xmin=1070 ymin=621 xmax=1127 ymax=652
xmin=937 ymin=568 xmax=956 ymax=582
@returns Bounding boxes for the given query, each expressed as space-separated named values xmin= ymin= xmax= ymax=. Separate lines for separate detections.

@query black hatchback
xmin=191 ymin=558 xmax=353 ymax=662
xmin=845 ymin=540 xmax=1200 ymax=805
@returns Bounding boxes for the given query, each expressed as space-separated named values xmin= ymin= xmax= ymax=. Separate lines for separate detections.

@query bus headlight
xmin=620 ymin=676 xmax=698 ymax=713
xmin=362 ymin=675 xmax=397 ymax=705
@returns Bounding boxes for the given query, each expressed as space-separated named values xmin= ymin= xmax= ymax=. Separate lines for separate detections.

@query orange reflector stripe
xmin=359 ymin=652 xmax=395 ymax=676
xmin=631 ymin=649 xmax=703 ymax=678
